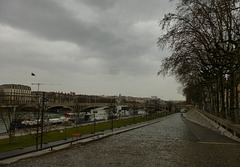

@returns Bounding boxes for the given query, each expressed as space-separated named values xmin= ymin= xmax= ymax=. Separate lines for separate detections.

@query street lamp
xmin=40 ymin=92 xmax=45 ymax=149
xmin=93 ymin=111 xmax=96 ymax=134
xmin=64 ymin=125 xmax=67 ymax=140
xmin=110 ymin=98 xmax=114 ymax=132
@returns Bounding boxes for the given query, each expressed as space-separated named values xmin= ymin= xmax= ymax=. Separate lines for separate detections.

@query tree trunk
xmin=229 ymin=66 xmax=235 ymax=113
xmin=210 ymin=87 xmax=215 ymax=114
xmin=226 ymin=82 xmax=229 ymax=118
xmin=236 ymin=84 xmax=239 ymax=110
xmin=235 ymin=84 xmax=239 ymax=123
xmin=220 ymin=75 xmax=225 ymax=113
xmin=216 ymin=78 xmax=220 ymax=113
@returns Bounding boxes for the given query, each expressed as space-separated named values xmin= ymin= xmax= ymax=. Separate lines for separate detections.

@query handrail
xmin=196 ymin=108 xmax=240 ymax=136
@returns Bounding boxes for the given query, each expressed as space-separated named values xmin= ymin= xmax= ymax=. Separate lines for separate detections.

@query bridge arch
xmin=20 ymin=104 xmax=39 ymax=112
xmin=45 ymin=105 xmax=74 ymax=112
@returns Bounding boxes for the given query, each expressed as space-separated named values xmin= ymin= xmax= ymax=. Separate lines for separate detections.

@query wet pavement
xmin=7 ymin=113 xmax=240 ymax=167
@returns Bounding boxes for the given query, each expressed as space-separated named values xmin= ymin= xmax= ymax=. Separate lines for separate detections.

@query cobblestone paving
xmin=8 ymin=114 xmax=240 ymax=167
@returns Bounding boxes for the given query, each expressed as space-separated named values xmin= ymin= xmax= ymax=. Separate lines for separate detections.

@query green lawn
xmin=0 ymin=112 xmax=174 ymax=152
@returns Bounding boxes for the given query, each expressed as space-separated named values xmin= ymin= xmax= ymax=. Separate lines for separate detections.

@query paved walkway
xmin=3 ymin=113 xmax=240 ymax=167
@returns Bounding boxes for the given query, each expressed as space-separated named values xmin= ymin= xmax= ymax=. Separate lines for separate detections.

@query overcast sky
xmin=0 ymin=0 xmax=184 ymax=100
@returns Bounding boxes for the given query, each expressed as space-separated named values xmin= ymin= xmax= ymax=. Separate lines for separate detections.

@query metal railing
xmin=197 ymin=108 xmax=240 ymax=138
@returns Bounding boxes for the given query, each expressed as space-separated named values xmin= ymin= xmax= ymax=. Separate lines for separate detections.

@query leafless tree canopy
xmin=158 ymin=0 xmax=240 ymax=119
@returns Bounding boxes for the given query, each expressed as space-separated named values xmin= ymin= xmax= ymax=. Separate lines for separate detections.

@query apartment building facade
xmin=0 ymin=84 xmax=31 ymax=104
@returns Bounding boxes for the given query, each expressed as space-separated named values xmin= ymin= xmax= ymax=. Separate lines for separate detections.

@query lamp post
xmin=64 ymin=125 xmax=67 ymax=140
xmin=93 ymin=112 xmax=96 ymax=134
xmin=133 ymin=109 xmax=136 ymax=124
xmin=111 ymin=98 xmax=114 ymax=132
xmin=111 ymin=108 xmax=114 ymax=132
xmin=40 ymin=92 xmax=45 ymax=149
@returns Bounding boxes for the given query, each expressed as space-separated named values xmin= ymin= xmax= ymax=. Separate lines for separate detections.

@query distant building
xmin=0 ymin=84 xmax=31 ymax=104
xmin=151 ymin=96 xmax=158 ymax=100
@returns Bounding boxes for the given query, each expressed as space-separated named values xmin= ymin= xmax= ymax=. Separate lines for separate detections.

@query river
xmin=0 ymin=111 xmax=66 ymax=134
xmin=0 ymin=106 xmax=137 ymax=134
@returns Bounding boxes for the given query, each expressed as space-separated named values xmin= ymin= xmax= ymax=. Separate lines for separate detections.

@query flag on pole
xmin=31 ymin=72 xmax=36 ymax=76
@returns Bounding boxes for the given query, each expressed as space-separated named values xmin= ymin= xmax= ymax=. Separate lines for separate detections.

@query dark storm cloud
xmin=0 ymin=0 xmax=112 ymax=48
xmin=0 ymin=0 xmax=166 ymax=75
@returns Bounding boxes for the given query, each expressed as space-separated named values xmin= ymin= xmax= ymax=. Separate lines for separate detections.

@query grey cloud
xmin=0 ymin=0 xmax=184 ymax=100
xmin=0 ymin=1 xmax=118 ymax=70
xmin=0 ymin=0 xmax=160 ymax=75
xmin=0 ymin=0 xmax=114 ymax=47
xmin=81 ymin=0 xmax=116 ymax=11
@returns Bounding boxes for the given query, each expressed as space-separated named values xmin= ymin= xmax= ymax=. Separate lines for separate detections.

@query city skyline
xmin=0 ymin=0 xmax=185 ymax=101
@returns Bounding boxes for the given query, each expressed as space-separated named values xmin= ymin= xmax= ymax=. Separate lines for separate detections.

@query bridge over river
xmin=0 ymin=102 xmax=174 ymax=113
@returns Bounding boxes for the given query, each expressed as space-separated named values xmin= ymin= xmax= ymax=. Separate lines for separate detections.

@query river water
xmin=0 ymin=106 xmax=139 ymax=134
xmin=0 ymin=111 xmax=66 ymax=134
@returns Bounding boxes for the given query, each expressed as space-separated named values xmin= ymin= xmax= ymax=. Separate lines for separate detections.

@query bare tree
xmin=23 ymin=104 xmax=59 ymax=149
xmin=0 ymin=90 xmax=26 ymax=143
xmin=0 ymin=107 xmax=19 ymax=143
xmin=158 ymin=0 xmax=240 ymax=120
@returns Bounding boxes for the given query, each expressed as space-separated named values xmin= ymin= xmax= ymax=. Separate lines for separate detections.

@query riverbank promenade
xmin=1 ymin=112 xmax=240 ymax=167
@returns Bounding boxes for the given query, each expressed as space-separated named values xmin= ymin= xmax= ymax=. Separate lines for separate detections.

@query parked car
xmin=180 ymin=108 xmax=187 ymax=113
